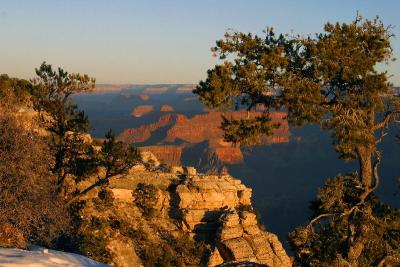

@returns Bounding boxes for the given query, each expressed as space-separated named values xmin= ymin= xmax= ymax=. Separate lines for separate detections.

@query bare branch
xmin=307 ymin=152 xmax=381 ymax=232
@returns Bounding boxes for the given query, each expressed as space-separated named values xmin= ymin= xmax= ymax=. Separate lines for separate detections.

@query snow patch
xmin=0 ymin=247 xmax=109 ymax=267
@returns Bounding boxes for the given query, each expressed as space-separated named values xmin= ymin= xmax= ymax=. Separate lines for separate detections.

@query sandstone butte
xmin=76 ymin=151 xmax=292 ymax=267
xmin=118 ymin=111 xmax=290 ymax=166
xmin=160 ymin=104 xmax=174 ymax=112
xmin=130 ymin=105 xmax=154 ymax=117
xmin=139 ymin=94 xmax=150 ymax=100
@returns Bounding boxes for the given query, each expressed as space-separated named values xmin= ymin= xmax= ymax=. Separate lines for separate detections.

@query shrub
xmin=93 ymin=187 xmax=115 ymax=209
xmin=79 ymin=217 xmax=112 ymax=264
xmin=133 ymin=183 xmax=159 ymax=217
xmin=0 ymin=113 xmax=68 ymax=248
xmin=0 ymin=224 xmax=26 ymax=248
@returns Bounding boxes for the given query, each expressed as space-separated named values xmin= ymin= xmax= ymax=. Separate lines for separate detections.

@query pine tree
xmin=67 ymin=129 xmax=141 ymax=205
xmin=195 ymin=15 xmax=400 ymax=265
xmin=31 ymin=62 xmax=96 ymax=191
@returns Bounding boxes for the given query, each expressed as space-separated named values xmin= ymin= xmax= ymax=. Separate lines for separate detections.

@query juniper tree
xmin=195 ymin=16 xmax=400 ymax=266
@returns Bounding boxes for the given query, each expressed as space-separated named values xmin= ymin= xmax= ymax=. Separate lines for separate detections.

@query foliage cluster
xmin=0 ymin=111 xmax=67 ymax=248
xmin=131 ymin=227 xmax=208 ymax=267
xmin=79 ymin=217 xmax=113 ymax=264
xmin=195 ymin=15 xmax=400 ymax=266
xmin=289 ymin=173 xmax=400 ymax=266
xmin=133 ymin=183 xmax=159 ymax=217
xmin=0 ymin=63 xmax=141 ymax=254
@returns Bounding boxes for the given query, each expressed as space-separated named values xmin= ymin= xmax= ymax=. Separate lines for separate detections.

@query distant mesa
xmin=139 ymin=94 xmax=150 ymax=100
xmin=160 ymin=105 xmax=174 ymax=112
xmin=89 ymin=84 xmax=131 ymax=94
xmin=176 ymin=86 xmax=195 ymax=93
xmin=143 ymin=87 xmax=168 ymax=94
xmin=131 ymin=105 xmax=154 ymax=117
xmin=183 ymin=96 xmax=198 ymax=101
xmin=119 ymin=111 xmax=289 ymax=166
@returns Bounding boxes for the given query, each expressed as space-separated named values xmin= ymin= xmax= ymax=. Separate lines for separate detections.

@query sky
xmin=0 ymin=0 xmax=399 ymax=85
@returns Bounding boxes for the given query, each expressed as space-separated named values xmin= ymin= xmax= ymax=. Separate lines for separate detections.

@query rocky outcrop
xmin=173 ymin=173 xmax=291 ymax=266
xmin=117 ymin=114 xmax=174 ymax=143
xmin=175 ymin=175 xmax=252 ymax=234
xmin=119 ymin=111 xmax=289 ymax=169
xmin=131 ymin=105 xmax=154 ymax=117
xmin=77 ymin=154 xmax=290 ymax=267
xmin=139 ymin=146 xmax=182 ymax=166
xmin=14 ymin=107 xmax=48 ymax=136
xmin=214 ymin=146 xmax=243 ymax=164
xmin=165 ymin=112 xmax=288 ymax=146
xmin=216 ymin=211 xmax=291 ymax=267
xmin=160 ymin=104 xmax=174 ymax=112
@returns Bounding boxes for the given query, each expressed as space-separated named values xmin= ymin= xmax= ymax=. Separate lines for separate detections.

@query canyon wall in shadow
xmin=73 ymin=84 xmax=400 ymax=248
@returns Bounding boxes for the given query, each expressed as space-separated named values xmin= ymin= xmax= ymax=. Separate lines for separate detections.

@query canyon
xmin=118 ymin=111 xmax=289 ymax=169
xmin=75 ymin=84 xmax=400 ymax=251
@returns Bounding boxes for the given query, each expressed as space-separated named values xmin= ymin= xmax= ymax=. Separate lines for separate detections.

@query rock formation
xmin=216 ymin=211 xmax=291 ymax=266
xmin=139 ymin=94 xmax=150 ymax=100
xmin=165 ymin=112 xmax=288 ymax=146
xmin=77 ymin=153 xmax=291 ymax=266
xmin=139 ymin=145 xmax=182 ymax=166
xmin=118 ymin=114 xmax=174 ymax=143
xmin=118 ymin=111 xmax=289 ymax=169
xmin=160 ymin=104 xmax=174 ymax=112
xmin=173 ymin=174 xmax=291 ymax=266
xmin=131 ymin=105 xmax=154 ymax=117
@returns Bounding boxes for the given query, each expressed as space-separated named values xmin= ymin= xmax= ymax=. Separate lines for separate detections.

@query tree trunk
xmin=357 ymin=146 xmax=373 ymax=188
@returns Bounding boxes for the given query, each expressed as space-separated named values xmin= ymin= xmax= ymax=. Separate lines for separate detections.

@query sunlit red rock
xmin=131 ymin=105 xmax=154 ymax=117
xmin=119 ymin=111 xmax=289 ymax=167
xmin=139 ymin=146 xmax=182 ymax=166
xmin=118 ymin=114 xmax=174 ymax=143
xmin=160 ymin=105 xmax=174 ymax=112
xmin=139 ymin=94 xmax=150 ymax=100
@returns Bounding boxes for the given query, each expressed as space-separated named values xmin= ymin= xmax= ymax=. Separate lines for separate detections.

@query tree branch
xmin=307 ymin=151 xmax=381 ymax=231
xmin=374 ymin=110 xmax=400 ymax=131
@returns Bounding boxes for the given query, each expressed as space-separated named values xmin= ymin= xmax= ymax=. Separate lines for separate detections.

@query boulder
xmin=140 ymin=151 xmax=160 ymax=167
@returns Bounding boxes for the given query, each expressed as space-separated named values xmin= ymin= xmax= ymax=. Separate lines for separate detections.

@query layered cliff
xmin=118 ymin=114 xmax=175 ymax=143
xmin=138 ymin=145 xmax=182 ymax=166
xmin=118 ymin=111 xmax=290 ymax=169
xmin=77 ymin=154 xmax=291 ymax=267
